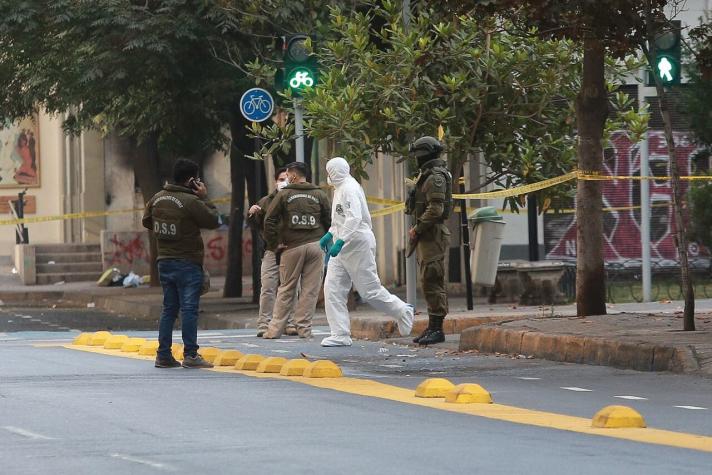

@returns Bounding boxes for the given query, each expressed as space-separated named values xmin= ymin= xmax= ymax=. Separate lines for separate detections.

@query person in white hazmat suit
xmin=319 ymin=157 xmax=414 ymax=347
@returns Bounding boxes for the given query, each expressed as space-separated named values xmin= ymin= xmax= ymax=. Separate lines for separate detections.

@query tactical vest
xmin=414 ymin=160 xmax=453 ymax=222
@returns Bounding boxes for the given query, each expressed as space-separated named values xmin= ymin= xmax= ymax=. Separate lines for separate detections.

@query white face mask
xmin=276 ymin=180 xmax=288 ymax=191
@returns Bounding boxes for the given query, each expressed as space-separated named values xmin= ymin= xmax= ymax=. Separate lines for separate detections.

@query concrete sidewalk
xmin=0 ymin=274 xmax=268 ymax=328
xmin=351 ymin=299 xmax=712 ymax=377
xmin=457 ymin=313 xmax=712 ymax=376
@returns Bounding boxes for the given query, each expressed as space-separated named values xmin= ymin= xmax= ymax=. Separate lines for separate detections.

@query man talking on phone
xmin=142 ymin=159 xmax=221 ymax=369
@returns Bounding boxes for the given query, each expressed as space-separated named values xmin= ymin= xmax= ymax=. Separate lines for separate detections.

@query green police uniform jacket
xmin=409 ymin=158 xmax=452 ymax=236
xmin=263 ymin=182 xmax=331 ymax=250
xmin=142 ymin=184 xmax=221 ymax=266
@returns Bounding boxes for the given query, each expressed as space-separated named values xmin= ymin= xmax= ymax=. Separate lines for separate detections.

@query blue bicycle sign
xmin=239 ymin=88 xmax=275 ymax=122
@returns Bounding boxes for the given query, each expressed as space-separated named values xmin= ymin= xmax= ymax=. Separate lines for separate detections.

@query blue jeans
xmin=157 ymin=259 xmax=203 ymax=358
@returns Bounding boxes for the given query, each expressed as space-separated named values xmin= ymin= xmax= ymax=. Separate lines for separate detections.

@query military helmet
xmin=409 ymin=136 xmax=443 ymax=159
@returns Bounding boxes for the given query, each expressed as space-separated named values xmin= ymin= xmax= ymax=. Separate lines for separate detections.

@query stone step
xmin=36 ymin=272 xmax=102 ymax=285
xmin=36 ymin=252 xmax=102 ymax=264
xmin=33 ymin=243 xmax=101 ymax=254
xmin=36 ymin=262 xmax=103 ymax=274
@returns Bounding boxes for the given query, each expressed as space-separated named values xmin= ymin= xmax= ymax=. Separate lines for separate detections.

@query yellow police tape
xmin=0 ymin=196 xmax=233 ymax=227
xmin=370 ymin=203 xmax=406 ymax=218
xmin=452 ymin=171 xmax=579 ymax=200
xmin=578 ymin=174 xmax=712 ymax=181
xmin=1 ymin=172 xmax=709 ymax=226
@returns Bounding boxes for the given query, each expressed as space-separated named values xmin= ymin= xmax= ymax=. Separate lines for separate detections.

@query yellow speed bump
xmin=592 ymin=405 xmax=647 ymax=429
xmin=121 ymin=338 xmax=146 ymax=353
xmin=280 ymin=359 xmax=311 ymax=376
xmin=235 ymin=354 xmax=265 ymax=371
xmin=72 ymin=333 xmax=92 ymax=345
xmin=89 ymin=331 xmax=112 ymax=346
xmin=171 ymin=344 xmax=184 ymax=361
xmin=213 ymin=350 xmax=244 ymax=366
xmin=138 ymin=340 xmax=159 ymax=356
xmin=198 ymin=347 xmax=220 ymax=363
xmin=415 ymin=378 xmax=455 ymax=398
xmin=256 ymin=357 xmax=287 ymax=373
xmin=445 ymin=384 xmax=493 ymax=404
xmin=303 ymin=360 xmax=343 ymax=378
xmin=103 ymin=335 xmax=129 ymax=350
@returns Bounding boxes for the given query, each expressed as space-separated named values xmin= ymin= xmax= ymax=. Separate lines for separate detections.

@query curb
xmin=459 ymin=325 xmax=702 ymax=374
xmin=0 ymin=291 xmax=67 ymax=304
xmin=350 ymin=314 xmax=530 ymax=341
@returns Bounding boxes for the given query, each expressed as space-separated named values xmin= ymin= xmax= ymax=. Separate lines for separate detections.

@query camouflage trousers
xmin=416 ymin=224 xmax=450 ymax=318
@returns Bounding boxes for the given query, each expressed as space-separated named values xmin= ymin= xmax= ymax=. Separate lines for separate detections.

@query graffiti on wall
xmin=101 ymin=228 xmax=253 ymax=277
xmin=103 ymin=232 xmax=151 ymax=274
xmin=545 ymin=131 xmax=702 ymax=263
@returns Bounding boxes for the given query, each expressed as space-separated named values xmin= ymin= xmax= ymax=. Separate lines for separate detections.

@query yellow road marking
xmin=61 ymin=344 xmax=712 ymax=453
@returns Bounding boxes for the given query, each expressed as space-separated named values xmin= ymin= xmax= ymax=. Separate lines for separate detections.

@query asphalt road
xmin=0 ymin=306 xmax=157 ymax=332
xmin=2 ymin=320 xmax=712 ymax=474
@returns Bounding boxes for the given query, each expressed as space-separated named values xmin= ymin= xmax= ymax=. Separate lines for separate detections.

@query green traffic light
xmin=287 ymin=67 xmax=315 ymax=91
xmin=656 ymin=55 xmax=678 ymax=84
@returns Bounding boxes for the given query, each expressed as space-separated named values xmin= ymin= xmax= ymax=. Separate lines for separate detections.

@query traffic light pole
xmin=639 ymin=70 xmax=653 ymax=302
xmin=294 ymin=99 xmax=305 ymax=163
xmin=403 ymin=0 xmax=417 ymax=307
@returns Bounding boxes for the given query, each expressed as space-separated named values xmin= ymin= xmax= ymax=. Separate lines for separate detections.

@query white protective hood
xmin=326 ymin=157 xmax=350 ymax=186
xmin=326 ymin=157 xmax=373 ymax=245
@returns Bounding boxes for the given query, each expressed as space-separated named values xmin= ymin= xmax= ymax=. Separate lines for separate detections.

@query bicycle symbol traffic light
xmin=289 ymin=69 xmax=315 ymax=89
xmin=281 ymin=34 xmax=318 ymax=95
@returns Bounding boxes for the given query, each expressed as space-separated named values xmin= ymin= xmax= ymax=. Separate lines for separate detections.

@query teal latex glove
xmin=319 ymin=232 xmax=333 ymax=252
xmin=329 ymin=239 xmax=345 ymax=257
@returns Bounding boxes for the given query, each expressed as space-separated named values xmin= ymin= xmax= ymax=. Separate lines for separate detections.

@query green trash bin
xmin=468 ymin=207 xmax=506 ymax=286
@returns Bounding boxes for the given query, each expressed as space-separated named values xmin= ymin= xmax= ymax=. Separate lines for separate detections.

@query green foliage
xmin=0 ymin=0 xmax=351 ymax=156
xmin=253 ymin=5 xmax=584 ymax=210
xmin=605 ymin=89 xmax=650 ymax=145
xmin=476 ymin=0 xmax=667 ymax=57
xmin=0 ymin=0 xmax=239 ymax=155
xmin=251 ymin=4 xmax=648 ymax=212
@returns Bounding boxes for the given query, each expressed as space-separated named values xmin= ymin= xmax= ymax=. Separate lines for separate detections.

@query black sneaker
xmin=155 ymin=355 xmax=181 ymax=368
xmin=418 ymin=330 xmax=445 ymax=346
xmin=182 ymin=354 xmax=214 ymax=369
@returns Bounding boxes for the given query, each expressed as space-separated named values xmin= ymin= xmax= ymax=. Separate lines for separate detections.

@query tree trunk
xmin=223 ymin=113 xmax=250 ymax=297
xmin=645 ymin=11 xmax=695 ymax=330
xmin=656 ymin=92 xmax=695 ymax=330
xmin=575 ymin=35 xmax=608 ymax=316
xmin=245 ymin=143 xmax=267 ymax=304
xmin=131 ymin=133 xmax=162 ymax=287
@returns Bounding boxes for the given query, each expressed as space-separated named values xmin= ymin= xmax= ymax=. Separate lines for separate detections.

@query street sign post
xmin=239 ymin=88 xmax=275 ymax=123
xmin=294 ymin=100 xmax=305 ymax=163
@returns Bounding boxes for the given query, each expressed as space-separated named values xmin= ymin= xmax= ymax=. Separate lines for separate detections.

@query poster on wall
xmin=0 ymin=116 xmax=40 ymax=188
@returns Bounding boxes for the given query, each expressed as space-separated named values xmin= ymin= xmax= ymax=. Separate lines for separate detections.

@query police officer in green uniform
xmin=406 ymin=136 xmax=452 ymax=345
xmin=262 ymin=162 xmax=332 ymax=339
xmin=142 ymin=159 xmax=222 ymax=368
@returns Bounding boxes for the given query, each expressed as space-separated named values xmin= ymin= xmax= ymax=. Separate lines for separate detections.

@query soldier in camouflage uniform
xmin=405 ymin=136 xmax=452 ymax=345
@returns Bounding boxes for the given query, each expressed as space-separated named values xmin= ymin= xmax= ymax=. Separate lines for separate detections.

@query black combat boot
xmin=412 ymin=327 xmax=431 ymax=344
xmin=413 ymin=314 xmax=440 ymax=343
xmin=417 ymin=315 xmax=445 ymax=345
